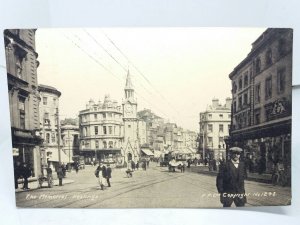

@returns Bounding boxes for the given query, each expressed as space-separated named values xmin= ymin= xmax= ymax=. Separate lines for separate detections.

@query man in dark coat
xmin=106 ymin=164 xmax=112 ymax=187
xmin=21 ymin=163 xmax=32 ymax=190
xmin=14 ymin=161 xmax=22 ymax=189
xmin=216 ymin=147 xmax=247 ymax=207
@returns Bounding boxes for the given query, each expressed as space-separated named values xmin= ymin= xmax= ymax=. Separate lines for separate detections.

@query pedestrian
xmin=75 ymin=162 xmax=79 ymax=174
xmin=21 ymin=163 xmax=32 ymax=190
xmin=57 ymin=165 xmax=64 ymax=186
xmin=14 ymin=161 xmax=22 ymax=189
xmin=106 ymin=164 xmax=112 ymax=187
xmin=62 ymin=163 xmax=66 ymax=177
xmin=131 ymin=160 xmax=136 ymax=170
xmin=136 ymin=161 xmax=139 ymax=170
xmin=216 ymin=147 xmax=247 ymax=207
xmin=95 ymin=164 xmax=104 ymax=190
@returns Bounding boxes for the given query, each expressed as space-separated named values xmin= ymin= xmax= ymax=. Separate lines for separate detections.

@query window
xmin=208 ymin=124 xmax=213 ymax=132
xmin=219 ymin=137 xmax=224 ymax=147
xmin=254 ymin=109 xmax=261 ymax=125
xmin=238 ymin=96 xmax=242 ymax=110
xmin=103 ymin=113 xmax=106 ymax=119
xmin=46 ymin=133 xmax=50 ymax=144
xmin=255 ymin=83 xmax=261 ymax=103
xmin=208 ymin=114 xmax=212 ymax=119
xmin=244 ymin=72 xmax=249 ymax=87
xmin=109 ymin=141 xmax=113 ymax=148
xmin=94 ymin=114 xmax=97 ymax=120
xmin=278 ymin=38 xmax=286 ymax=56
xmin=228 ymin=114 xmax=231 ymax=119
xmin=95 ymin=140 xmax=99 ymax=149
xmin=84 ymin=127 xmax=87 ymax=136
xmin=128 ymin=125 xmax=131 ymax=128
xmin=44 ymin=112 xmax=50 ymax=125
xmin=219 ymin=124 xmax=224 ymax=132
xmin=103 ymin=126 xmax=107 ymax=135
xmin=103 ymin=141 xmax=107 ymax=149
xmin=51 ymin=132 xmax=56 ymax=143
xmin=19 ymin=98 xmax=25 ymax=129
xmin=277 ymin=68 xmax=286 ymax=94
xmin=232 ymin=82 xmax=237 ymax=94
xmin=43 ymin=97 xmax=47 ymax=105
xmin=255 ymin=58 xmax=261 ymax=73
xmin=109 ymin=126 xmax=112 ymax=134
xmin=219 ymin=114 xmax=223 ymax=118
xmin=265 ymin=76 xmax=272 ymax=99
xmin=53 ymin=97 xmax=57 ymax=105
xmin=208 ymin=137 xmax=213 ymax=145
xmin=94 ymin=126 xmax=98 ymax=135
xmin=243 ymin=93 xmax=248 ymax=105
xmin=85 ymin=141 xmax=89 ymax=148
xmin=238 ymin=78 xmax=243 ymax=90
xmin=266 ymin=49 xmax=272 ymax=65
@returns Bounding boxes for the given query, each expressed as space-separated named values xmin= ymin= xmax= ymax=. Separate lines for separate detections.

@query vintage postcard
xmin=3 ymin=27 xmax=292 ymax=208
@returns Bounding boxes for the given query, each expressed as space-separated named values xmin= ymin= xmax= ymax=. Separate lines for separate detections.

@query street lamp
xmin=224 ymin=136 xmax=231 ymax=161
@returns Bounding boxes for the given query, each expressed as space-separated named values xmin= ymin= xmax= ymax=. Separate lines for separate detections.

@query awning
xmin=141 ymin=149 xmax=154 ymax=156
xmin=47 ymin=149 xmax=73 ymax=163
xmin=153 ymin=150 xmax=161 ymax=158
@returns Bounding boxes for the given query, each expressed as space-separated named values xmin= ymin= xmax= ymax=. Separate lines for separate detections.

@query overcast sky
xmin=36 ymin=27 xmax=266 ymax=132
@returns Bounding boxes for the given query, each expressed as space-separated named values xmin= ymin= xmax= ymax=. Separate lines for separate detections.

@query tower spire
xmin=124 ymin=70 xmax=134 ymax=99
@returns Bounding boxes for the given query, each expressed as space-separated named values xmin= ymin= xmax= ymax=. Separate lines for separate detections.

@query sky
xmin=36 ymin=27 xmax=266 ymax=132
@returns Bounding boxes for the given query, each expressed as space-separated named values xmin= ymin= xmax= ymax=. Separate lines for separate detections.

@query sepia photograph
xmin=3 ymin=27 xmax=292 ymax=208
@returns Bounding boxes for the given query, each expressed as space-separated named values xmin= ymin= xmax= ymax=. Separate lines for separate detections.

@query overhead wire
xmin=60 ymin=31 xmax=171 ymax=119
xmin=101 ymin=30 xmax=183 ymax=119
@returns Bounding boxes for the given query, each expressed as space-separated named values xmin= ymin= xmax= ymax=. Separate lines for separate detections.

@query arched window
xmin=255 ymin=58 xmax=261 ymax=73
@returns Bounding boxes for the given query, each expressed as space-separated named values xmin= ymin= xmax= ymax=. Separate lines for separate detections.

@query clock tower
xmin=122 ymin=70 xmax=139 ymax=163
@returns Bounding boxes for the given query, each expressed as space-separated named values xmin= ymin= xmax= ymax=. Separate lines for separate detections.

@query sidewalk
xmin=187 ymin=165 xmax=272 ymax=184
xmin=15 ymin=177 xmax=75 ymax=193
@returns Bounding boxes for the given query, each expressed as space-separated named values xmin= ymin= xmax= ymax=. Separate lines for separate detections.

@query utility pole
xmin=56 ymin=108 xmax=61 ymax=166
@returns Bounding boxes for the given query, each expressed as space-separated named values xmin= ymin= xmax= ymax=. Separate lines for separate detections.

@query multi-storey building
xmin=229 ymin=28 xmax=292 ymax=173
xmin=78 ymin=71 xmax=146 ymax=165
xmin=199 ymin=98 xmax=232 ymax=160
xmin=79 ymin=95 xmax=124 ymax=164
xmin=4 ymin=29 xmax=42 ymax=178
xmin=60 ymin=118 xmax=80 ymax=165
xmin=38 ymin=84 xmax=68 ymax=171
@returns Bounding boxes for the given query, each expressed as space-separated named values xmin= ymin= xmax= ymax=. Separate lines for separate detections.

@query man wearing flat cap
xmin=216 ymin=147 xmax=247 ymax=207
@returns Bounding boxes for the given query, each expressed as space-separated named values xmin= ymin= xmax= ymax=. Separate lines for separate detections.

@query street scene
xmin=3 ymin=27 xmax=292 ymax=208
xmin=16 ymin=162 xmax=291 ymax=208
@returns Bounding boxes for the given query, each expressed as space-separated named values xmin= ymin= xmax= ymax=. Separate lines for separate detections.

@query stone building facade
xmin=229 ymin=28 xmax=292 ymax=174
xmin=199 ymin=98 xmax=232 ymax=160
xmin=78 ymin=71 xmax=146 ymax=165
xmin=4 ymin=29 xmax=42 ymax=178
xmin=38 ymin=84 xmax=68 ymax=171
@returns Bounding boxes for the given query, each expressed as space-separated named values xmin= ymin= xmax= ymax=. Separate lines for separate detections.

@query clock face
xmin=125 ymin=105 xmax=133 ymax=115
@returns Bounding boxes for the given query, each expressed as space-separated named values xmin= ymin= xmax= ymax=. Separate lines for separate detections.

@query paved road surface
xmin=16 ymin=163 xmax=291 ymax=208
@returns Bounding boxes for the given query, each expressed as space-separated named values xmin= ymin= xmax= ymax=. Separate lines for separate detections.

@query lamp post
xmin=224 ymin=136 xmax=231 ymax=161
xmin=56 ymin=108 xmax=61 ymax=166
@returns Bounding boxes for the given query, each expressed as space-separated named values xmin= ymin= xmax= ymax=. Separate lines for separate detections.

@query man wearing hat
xmin=216 ymin=147 xmax=247 ymax=207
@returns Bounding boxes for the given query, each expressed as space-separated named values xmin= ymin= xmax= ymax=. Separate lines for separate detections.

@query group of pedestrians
xmin=14 ymin=161 xmax=32 ymax=190
xmin=95 ymin=163 xmax=112 ymax=190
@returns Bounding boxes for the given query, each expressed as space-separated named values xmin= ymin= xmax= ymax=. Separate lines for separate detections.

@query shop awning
xmin=47 ymin=149 xmax=73 ymax=163
xmin=141 ymin=149 xmax=154 ymax=156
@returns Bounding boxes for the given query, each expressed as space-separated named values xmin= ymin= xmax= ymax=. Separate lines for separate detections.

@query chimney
xmin=225 ymin=97 xmax=232 ymax=109
xmin=212 ymin=98 xmax=219 ymax=108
